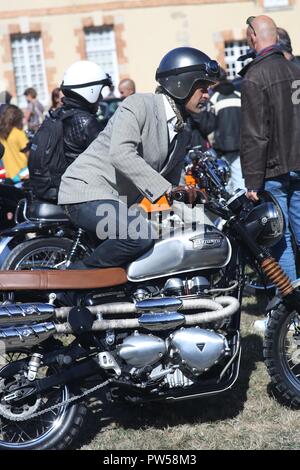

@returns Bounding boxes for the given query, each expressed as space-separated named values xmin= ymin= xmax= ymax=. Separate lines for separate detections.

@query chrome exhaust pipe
xmin=0 ymin=303 xmax=54 ymax=327
xmin=0 ymin=322 xmax=56 ymax=352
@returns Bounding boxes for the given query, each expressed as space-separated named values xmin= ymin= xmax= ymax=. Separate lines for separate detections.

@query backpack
xmin=28 ymin=109 xmax=74 ymax=202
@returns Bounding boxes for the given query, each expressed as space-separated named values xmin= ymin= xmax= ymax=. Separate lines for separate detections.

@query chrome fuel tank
xmin=127 ymin=224 xmax=231 ymax=281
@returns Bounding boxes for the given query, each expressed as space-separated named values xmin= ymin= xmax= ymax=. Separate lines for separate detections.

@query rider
xmin=59 ymin=60 xmax=112 ymax=166
xmin=28 ymin=61 xmax=112 ymax=203
xmin=58 ymin=47 xmax=220 ymax=269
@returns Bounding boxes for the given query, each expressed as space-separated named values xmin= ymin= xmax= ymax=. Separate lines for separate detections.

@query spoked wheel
xmin=264 ymin=303 xmax=300 ymax=407
xmin=2 ymin=238 xmax=74 ymax=271
xmin=0 ymin=351 xmax=86 ymax=450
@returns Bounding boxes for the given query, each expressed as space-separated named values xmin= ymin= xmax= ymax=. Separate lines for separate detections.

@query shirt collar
xmin=256 ymin=44 xmax=281 ymax=58
xmin=163 ymin=94 xmax=177 ymax=124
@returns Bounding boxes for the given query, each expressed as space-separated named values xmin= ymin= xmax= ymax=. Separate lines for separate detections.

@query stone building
xmin=0 ymin=0 xmax=298 ymax=107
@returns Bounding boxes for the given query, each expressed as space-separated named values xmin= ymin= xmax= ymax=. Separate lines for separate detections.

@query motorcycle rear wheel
xmin=0 ymin=351 xmax=86 ymax=450
xmin=264 ymin=303 xmax=300 ymax=407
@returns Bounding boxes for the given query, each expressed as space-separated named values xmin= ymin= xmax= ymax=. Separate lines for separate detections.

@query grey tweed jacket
xmin=58 ymin=93 xmax=190 ymax=206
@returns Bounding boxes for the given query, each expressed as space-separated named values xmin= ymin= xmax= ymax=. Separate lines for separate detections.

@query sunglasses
xmin=246 ymin=16 xmax=256 ymax=36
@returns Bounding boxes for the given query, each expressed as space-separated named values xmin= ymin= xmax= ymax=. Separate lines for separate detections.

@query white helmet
xmin=61 ymin=60 xmax=112 ymax=104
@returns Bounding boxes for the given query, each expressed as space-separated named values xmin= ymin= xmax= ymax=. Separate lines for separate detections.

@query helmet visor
xmin=156 ymin=61 xmax=220 ymax=100
xmin=158 ymin=70 xmax=218 ymax=100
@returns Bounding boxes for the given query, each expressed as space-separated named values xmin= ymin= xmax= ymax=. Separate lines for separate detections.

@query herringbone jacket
xmin=58 ymin=93 xmax=190 ymax=206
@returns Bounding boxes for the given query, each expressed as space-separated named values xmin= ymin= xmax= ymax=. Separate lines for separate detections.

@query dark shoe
xmin=55 ymin=290 xmax=78 ymax=307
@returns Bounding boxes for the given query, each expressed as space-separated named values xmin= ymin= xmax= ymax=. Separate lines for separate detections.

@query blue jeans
xmin=65 ymin=200 xmax=154 ymax=268
xmin=264 ymin=172 xmax=300 ymax=281
xmin=221 ymin=153 xmax=245 ymax=194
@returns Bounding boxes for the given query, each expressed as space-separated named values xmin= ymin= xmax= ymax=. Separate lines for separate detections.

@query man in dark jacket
xmin=60 ymin=60 xmax=111 ymax=166
xmin=210 ymin=73 xmax=243 ymax=193
xmin=187 ymin=104 xmax=216 ymax=151
xmin=29 ymin=61 xmax=111 ymax=202
xmin=240 ymin=15 xmax=300 ymax=281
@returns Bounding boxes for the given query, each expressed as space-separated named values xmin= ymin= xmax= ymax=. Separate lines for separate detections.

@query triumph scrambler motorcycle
xmin=0 ymin=149 xmax=300 ymax=450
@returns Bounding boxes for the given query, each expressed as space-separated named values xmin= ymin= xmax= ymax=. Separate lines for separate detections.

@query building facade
xmin=0 ymin=0 xmax=299 ymax=107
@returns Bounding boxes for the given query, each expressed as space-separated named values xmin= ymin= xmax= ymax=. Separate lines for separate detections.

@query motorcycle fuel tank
xmin=127 ymin=224 xmax=231 ymax=281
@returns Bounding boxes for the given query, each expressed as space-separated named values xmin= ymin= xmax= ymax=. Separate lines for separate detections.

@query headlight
xmin=244 ymin=190 xmax=284 ymax=248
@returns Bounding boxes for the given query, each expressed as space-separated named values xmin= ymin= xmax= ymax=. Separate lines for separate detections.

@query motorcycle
xmin=0 ymin=196 xmax=92 ymax=271
xmin=0 ymin=148 xmax=299 ymax=450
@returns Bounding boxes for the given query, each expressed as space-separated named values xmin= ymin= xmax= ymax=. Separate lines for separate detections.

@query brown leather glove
xmin=170 ymin=186 xmax=207 ymax=206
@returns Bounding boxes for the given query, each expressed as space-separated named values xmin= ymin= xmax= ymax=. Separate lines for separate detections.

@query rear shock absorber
xmin=67 ymin=228 xmax=85 ymax=264
xmin=261 ymin=257 xmax=294 ymax=297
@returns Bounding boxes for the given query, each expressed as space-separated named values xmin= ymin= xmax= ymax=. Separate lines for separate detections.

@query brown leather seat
xmin=0 ymin=268 xmax=128 ymax=291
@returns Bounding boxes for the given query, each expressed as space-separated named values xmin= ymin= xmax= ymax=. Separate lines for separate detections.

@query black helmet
xmin=156 ymin=47 xmax=220 ymax=101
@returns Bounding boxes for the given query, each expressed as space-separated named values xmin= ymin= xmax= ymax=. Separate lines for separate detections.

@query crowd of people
xmin=0 ymin=17 xmax=299 ymax=280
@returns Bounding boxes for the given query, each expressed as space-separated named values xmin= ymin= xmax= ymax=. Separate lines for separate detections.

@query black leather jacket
xmin=60 ymin=97 xmax=103 ymax=165
xmin=239 ymin=49 xmax=300 ymax=189
xmin=210 ymin=81 xmax=241 ymax=154
xmin=186 ymin=106 xmax=216 ymax=150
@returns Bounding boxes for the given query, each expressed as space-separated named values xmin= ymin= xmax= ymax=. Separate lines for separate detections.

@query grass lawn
xmin=76 ymin=295 xmax=300 ymax=450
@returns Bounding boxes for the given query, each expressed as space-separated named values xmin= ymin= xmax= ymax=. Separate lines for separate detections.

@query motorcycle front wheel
xmin=264 ymin=302 xmax=300 ymax=406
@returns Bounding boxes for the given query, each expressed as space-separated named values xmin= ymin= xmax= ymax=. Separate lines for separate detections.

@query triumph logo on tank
xmin=190 ymin=235 xmax=222 ymax=250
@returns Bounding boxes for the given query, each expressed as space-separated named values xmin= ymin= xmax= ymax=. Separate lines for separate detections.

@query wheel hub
xmin=0 ymin=376 xmax=41 ymax=421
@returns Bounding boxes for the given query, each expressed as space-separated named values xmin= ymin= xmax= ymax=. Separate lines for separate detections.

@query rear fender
xmin=0 ymin=236 xmax=15 ymax=267
xmin=0 ymin=220 xmax=70 ymax=238
xmin=0 ymin=221 xmax=42 ymax=237
xmin=0 ymin=221 xmax=70 ymax=267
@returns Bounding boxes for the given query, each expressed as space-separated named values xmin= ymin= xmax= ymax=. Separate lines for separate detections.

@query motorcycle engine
xmin=115 ymin=276 xmax=231 ymax=387
xmin=117 ymin=327 xmax=228 ymax=383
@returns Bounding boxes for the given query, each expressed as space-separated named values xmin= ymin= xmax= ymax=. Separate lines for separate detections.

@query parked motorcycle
xmin=0 ymin=148 xmax=299 ymax=449
xmin=0 ymin=196 xmax=92 ymax=270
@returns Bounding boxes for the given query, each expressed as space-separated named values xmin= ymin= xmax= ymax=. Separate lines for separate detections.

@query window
xmin=264 ymin=0 xmax=289 ymax=9
xmin=85 ymin=26 xmax=119 ymax=95
xmin=10 ymin=33 xmax=48 ymax=108
xmin=224 ymin=40 xmax=250 ymax=79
